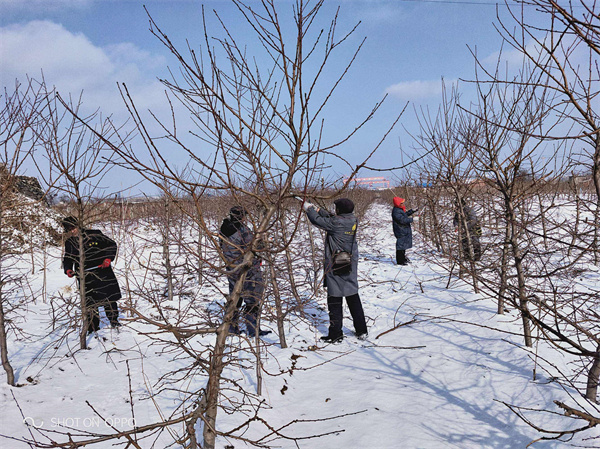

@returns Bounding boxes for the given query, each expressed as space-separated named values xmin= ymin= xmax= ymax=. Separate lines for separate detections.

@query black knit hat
xmin=334 ymin=198 xmax=354 ymax=214
xmin=61 ymin=216 xmax=79 ymax=231
xmin=229 ymin=206 xmax=247 ymax=219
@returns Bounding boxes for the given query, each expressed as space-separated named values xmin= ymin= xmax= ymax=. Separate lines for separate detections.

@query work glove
xmin=407 ymin=208 xmax=419 ymax=216
xmin=99 ymin=258 xmax=111 ymax=268
xmin=302 ymin=202 xmax=316 ymax=212
xmin=66 ymin=269 xmax=75 ymax=278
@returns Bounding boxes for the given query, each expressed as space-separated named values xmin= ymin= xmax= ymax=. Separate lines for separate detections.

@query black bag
xmin=332 ymin=250 xmax=352 ymax=276
xmin=328 ymin=219 xmax=357 ymax=276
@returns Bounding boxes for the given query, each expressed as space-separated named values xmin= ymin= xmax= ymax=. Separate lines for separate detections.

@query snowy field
xmin=1 ymin=204 xmax=598 ymax=448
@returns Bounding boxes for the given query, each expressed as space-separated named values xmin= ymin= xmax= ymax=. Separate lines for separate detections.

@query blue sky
xmin=0 ymin=0 xmax=526 ymax=192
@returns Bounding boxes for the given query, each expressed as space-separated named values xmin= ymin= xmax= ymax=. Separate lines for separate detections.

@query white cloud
xmin=482 ymin=47 xmax=528 ymax=69
xmin=362 ymin=4 xmax=405 ymax=24
xmin=385 ymin=79 xmax=454 ymax=101
xmin=339 ymin=0 xmax=407 ymax=25
xmin=0 ymin=20 xmax=166 ymax=119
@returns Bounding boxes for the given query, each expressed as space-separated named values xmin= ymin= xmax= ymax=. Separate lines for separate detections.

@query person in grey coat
xmin=219 ymin=206 xmax=271 ymax=337
xmin=453 ymin=198 xmax=482 ymax=261
xmin=392 ymin=197 xmax=417 ymax=265
xmin=303 ymin=198 xmax=368 ymax=343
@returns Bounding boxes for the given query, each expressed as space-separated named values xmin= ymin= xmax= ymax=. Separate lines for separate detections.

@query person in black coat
xmin=62 ymin=216 xmax=121 ymax=334
xmin=392 ymin=197 xmax=417 ymax=265
xmin=219 ymin=206 xmax=270 ymax=337
xmin=303 ymin=198 xmax=367 ymax=343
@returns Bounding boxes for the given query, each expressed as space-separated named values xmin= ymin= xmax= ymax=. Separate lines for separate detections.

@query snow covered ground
xmin=1 ymin=204 xmax=597 ymax=448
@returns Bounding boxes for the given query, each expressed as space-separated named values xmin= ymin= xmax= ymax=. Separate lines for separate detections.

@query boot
xmin=86 ymin=309 xmax=100 ymax=335
xmin=245 ymin=312 xmax=271 ymax=338
xmin=106 ymin=301 xmax=121 ymax=327
xmin=320 ymin=334 xmax=343 ymax=343
xmin=397 ymin=249 xmax=408 ymax=265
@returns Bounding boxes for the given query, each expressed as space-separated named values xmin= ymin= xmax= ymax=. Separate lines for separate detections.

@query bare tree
xmin=36 ymin=91 xmax=124 ymax=350
xmin=54 ymin=1 xmax=402 ymax=447
xmin=499 ymin=0 xmax=600 ymax=263
xmin=411 ymin=83 xmax=483 ymax=291
xmin=0 ymin=80 xmax=49 ymax=385
xmin=430 ymin=1 xmax=600 ymax=440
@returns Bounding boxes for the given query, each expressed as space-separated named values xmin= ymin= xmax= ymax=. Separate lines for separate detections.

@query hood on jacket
xmin=220 ymin=217 xmax=242 ymax=238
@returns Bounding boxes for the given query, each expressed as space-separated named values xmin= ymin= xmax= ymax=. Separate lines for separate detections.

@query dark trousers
xmin=327 ymin=294 xmax=367 ymax=338
xmin=86 ymin=300 xmax=120 ymax=333
xmin=461 ymin=236 xmax=481 ymax=261
xmin=81 ymin=271 xmax=121 ymax=333
xmin=227 ymin=271 xmax=264 ymax=336
xmin=396 ymin=249 xmax=407 ymax=265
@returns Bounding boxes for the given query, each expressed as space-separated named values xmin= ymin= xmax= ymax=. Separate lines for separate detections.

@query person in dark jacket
xmin=219 ymin=206 xmax=270 ymax=337
xmin=62 ymin=216 xmax=121 ymax=334
xmin=303 ymin=198 xmax=367 ymax=343
xmin=453 ymin=199 xmax=482 ymax=261
xmin=392 ymin=197 xmax=417 ymax=265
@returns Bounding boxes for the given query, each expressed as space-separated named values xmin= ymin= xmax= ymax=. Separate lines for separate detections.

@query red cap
xmin=393 ymin=197 xmax=405 ymax=208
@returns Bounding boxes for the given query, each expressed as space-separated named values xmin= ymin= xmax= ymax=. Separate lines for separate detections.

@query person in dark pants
xmin=453 ymin=198 xmax=482 ymax=261
xmin=392 ymin=197 xmax=417 ymax=265
xmin=62 ymin=216 xmax=121 ymax=334
xmin=219 ymin=206 xmax=271 ymax=338
xmin=303 ymin=198 xmax=367 ymax=343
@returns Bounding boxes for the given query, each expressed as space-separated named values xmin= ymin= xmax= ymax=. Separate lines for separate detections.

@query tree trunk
xmin=306 ymin=216 xmax=320 ymax=294
xmin=202 ymin=269 xmax=249 ymax=449
xmin=537 ymin=192 xmax=548 ymax=251
xmin=592 ymin=138 xmax=600 ymax=265
xmin=569 ymin=174 xmax=581 ymax=258
xmin=163 ymin=201 xmax=174 ymax=302
xmin=498 ymin=224 xmax=510 ymax=315
xmin=586 ymin=345 xmax=600 ymax=403
xmin=429 ymin=196 xmax=445 ymax=253
xmin=78 ymin=230 xmax=89 ymax=350
xmin=510 ymin=228 xmax=533 ymax=347
xmin=268 ymin=254 xmax=287 ymax=349
xmin=0 ymin=298 xmax=16 ymax=386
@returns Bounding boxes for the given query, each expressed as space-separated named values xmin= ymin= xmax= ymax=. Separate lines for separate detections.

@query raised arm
xmin=306 ymin=207 xmax=335 ymax=231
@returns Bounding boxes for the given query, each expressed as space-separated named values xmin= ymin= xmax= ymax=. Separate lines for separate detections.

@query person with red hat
xmin=392 ymin=197 xmax=417 ymax=265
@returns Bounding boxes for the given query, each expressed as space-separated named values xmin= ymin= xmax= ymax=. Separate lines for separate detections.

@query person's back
xmin=219 ymin=217 xmax=252 ymax=268
xmin=312 ymin=209 xmax=358 ymax=256
xmin=463 ymin=205 xmax=480 ymax=233
xmin=454 ymin=201 xmax=482 ymax=262
xmin=303 ymin=198 xmax=367 ymax=342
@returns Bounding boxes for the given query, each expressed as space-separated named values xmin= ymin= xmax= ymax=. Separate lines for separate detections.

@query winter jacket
xmin=64 ymin=229 xmax=118 ymax=273
xmin=63 ymin=229 xmax=121 ymax=305
xmin=219 ymin=218 xmax=263 ymax=299
xmin=453 ymin=204 xmax=481 ymax=237
xmin=392 ymin=207 xmax=413 ymax=250
xmin=453 ymin=204 xmax=482 ymax=261
xmin=306 ymin=207 xmax=359 ymax=297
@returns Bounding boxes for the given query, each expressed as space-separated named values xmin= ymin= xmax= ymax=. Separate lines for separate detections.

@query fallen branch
xmin=375 ymin=318 xmax=417 ymax=340
xmin=555 ymin=401 xmax=600 ymax=426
